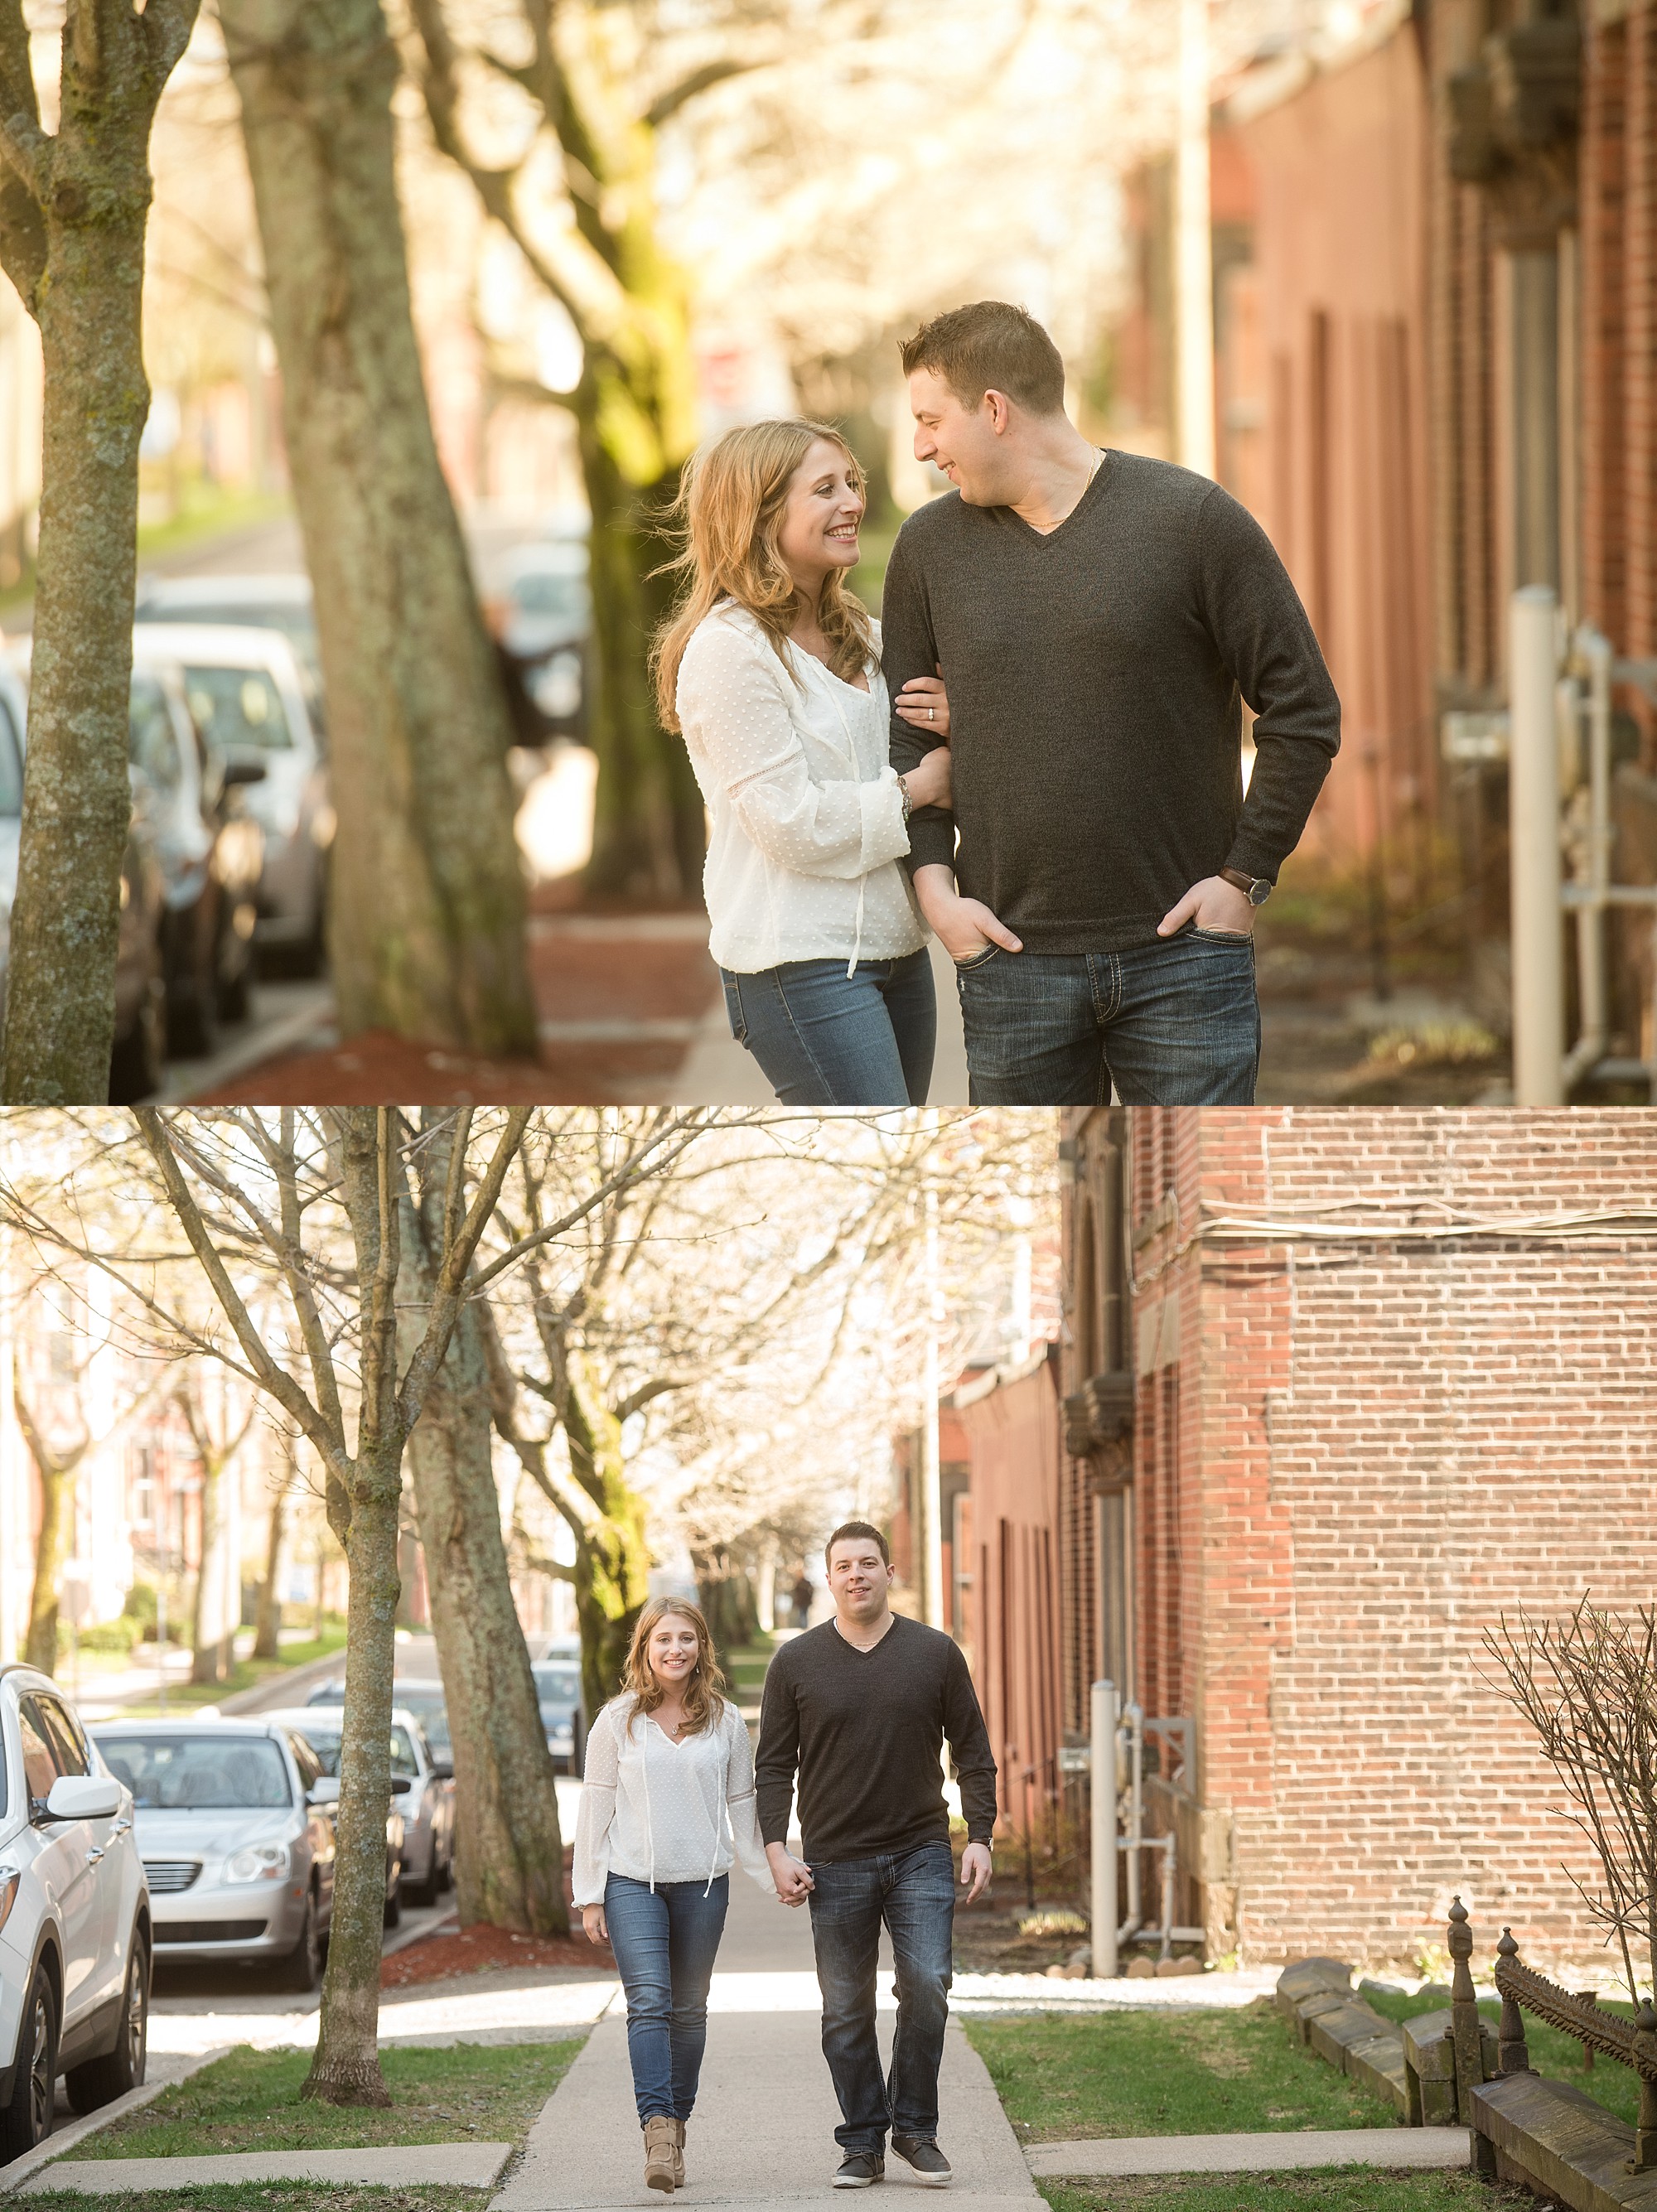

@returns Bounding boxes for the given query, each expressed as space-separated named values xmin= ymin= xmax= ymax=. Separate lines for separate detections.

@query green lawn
xmin=1360 ymin=1986 xmax=1641 ymax=2128
xmin=963 ymin=2004 xmax=1397 ymax=2142
xmin=114 ymin=1630 xmax=347 ymax=1719
xmin=75 ymin=2041 xmax=581 ymax=2159
xmin=28 ymin=2190 xmax=482 ymax=2212
xmin=1039 ymin=2176 xmax=1535 ymax=2212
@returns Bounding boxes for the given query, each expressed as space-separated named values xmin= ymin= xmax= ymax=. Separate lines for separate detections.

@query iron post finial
xmin=1497 ymin=1928 xmax=1519 ymax=1962
xmin=1449 ymin=1896 xmax=1469 ymax=1923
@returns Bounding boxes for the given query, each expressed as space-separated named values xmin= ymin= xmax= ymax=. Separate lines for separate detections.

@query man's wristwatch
xmin=1219 ymin=867 xmax=1273 ymax=907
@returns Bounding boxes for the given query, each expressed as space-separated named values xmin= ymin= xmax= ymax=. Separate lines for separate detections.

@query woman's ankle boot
xmin=644 ymin=2116 xmax=677 ymax=2193
xmin=670 ymin=2118 xmax=685 ymax=2188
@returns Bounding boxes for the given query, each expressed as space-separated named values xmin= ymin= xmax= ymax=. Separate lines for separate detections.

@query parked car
xmin=306 ymin=1677 xmax=452 ymax=1769
xmin=0 ymin=1666 xmax=150 ymax=2162
xmin=529 ymin=1659 xmax=586 ymax=1773
xmin=493 ymin=540 xmax=591 ymax=739
xmin=130 ymin=625 xmax=330 ymax=975
xmin=89 ymin=1719 xmax=338 ymax=1991
xmin=128 ymin=661 xmax=266 ymax=1057
xmin=135 ymin=574 xmax=322 ymax=721
xmin=268 ymin=1707 xmax=453 ymax=1907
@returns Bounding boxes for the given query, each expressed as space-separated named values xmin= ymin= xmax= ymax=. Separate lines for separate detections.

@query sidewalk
xmin=493 ymin=1872 xmax=1038 ymax=2212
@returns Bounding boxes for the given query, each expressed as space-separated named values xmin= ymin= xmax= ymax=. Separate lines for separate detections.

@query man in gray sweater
xmin=883 ymin=299 xmax=1341 ymax=1105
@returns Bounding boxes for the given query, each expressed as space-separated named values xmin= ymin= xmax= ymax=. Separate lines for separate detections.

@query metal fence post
xmin=1090 ymin=1678 xmax=1119 ymax=1979
xmin=1509 ymin=585 xmax=1565 ymax=1104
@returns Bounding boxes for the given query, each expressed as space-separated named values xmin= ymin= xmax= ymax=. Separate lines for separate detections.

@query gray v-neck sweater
xmin=881 ymin=451 xmax=1341 ymax=954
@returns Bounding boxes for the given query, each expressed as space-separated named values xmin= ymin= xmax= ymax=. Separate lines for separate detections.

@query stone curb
xmin=0 ymin=2050 xmax=232 ymax=2195
xmin=1024 ymin=2127 xmax=1473 ymax=2177
xmin=20 ymin=2144 xmax=513 ymax=2194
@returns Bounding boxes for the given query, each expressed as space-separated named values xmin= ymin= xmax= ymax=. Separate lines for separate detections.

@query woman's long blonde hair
xmin=651 ymin=418 xmax=877 ymax=732
xmin=619 ymin=1597 xmax=728 ymax=1736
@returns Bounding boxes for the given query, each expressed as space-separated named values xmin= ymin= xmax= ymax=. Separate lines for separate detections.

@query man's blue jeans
xmin=954 ymin=925 xmax=1259 ymax=1104
xmin=721 ymin=949 xmax=936 ymax=1105
xmin=604 ymin=1873 xmax=729 ymax=2123
xmin=808 ymin=1842 xmax=955 ymax=2152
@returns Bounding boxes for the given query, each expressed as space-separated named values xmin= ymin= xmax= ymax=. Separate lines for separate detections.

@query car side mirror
xmin=389 ymin=1775 xmax=413 ymax=1795
xmin=44 ymin=1775 xmax=120 ymax=1823
xmin=220 ymin=758 xmax=267 ymax=788
xmin=430 ymin=1760 xmax=453 ymax=1783
xmin=307 ymin=1778 xmax=341 ymax=1807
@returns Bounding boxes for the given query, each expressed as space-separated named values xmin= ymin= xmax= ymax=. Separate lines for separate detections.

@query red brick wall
xmin=1128 ymin=1107 xmax=1657 ymax=1970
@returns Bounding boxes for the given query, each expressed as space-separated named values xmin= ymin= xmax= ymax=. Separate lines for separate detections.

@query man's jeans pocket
xmin=953 ymin=944 xmax=1001 ymax=973
xmin=1189 ymin=925 xmax=1254 ymax=945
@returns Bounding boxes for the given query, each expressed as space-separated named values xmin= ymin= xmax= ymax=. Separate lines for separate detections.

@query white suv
xmin=0 ymin=1668 xmax=149 ymax=2164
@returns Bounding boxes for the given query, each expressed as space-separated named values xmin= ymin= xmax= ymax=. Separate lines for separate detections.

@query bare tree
xmin=175 ymin=1366 xmax=258 ymax=1685
xmin=252 ymin=1420 xmax=301 ymax=1661
xmin=0 ymin=0 xmax=202 ymax=1101
xmin=1484 ymin=1600 xmax=1657 ymax=2006
xmin=217 ymin=0 xmax=536 ymax=1053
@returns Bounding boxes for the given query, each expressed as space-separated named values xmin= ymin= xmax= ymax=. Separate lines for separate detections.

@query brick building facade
xmin=1058 ymin=1107 xmax=1657 ymax=1969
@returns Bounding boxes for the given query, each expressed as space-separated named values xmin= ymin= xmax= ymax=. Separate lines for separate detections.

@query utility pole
xmin=1175 ymin=0 xmax=1215 ymax=479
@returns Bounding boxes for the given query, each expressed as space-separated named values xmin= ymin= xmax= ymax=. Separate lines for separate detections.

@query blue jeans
xmin=604 ymin=1873 xmax=729 ymax=2123
xmin=954 ymin=926 xmax=1259 ymax=1104
xmin=808 ymin=1842 xmax=955 ymax=2152
xmin=721 ymin=949 xmax=935 ymax=1106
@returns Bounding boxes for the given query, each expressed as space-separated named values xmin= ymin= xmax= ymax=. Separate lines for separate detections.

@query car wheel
xmin=108 ymin=976 xmax=166 ymax=1103
xmin=435 ymin=1844 xmax=453 ymax=1895
xmin=216 ymin=922 xmax=254 ymax=1025
xmin=273 ymin=1891 xmax=321 ymax=1993
xmin=383 ymin=1881 xmax=402 ymax=1930
xmin=165 ymin=939 xmax=218 ymax=1060
xmin=0 ymin=1968 xmax=58 ymax=2161
xmin=65 ymin=1932 xmax=148 ymax=2113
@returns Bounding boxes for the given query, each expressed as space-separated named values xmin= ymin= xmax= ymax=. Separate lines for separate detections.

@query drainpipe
xmin=1509 ymin=585 xmax=1566 ymax=1104
xmin=1090 ymin=1679 xmax=1119 ymax=1978
xmin=1562 ymin=627 xmax=1611 ymax=1089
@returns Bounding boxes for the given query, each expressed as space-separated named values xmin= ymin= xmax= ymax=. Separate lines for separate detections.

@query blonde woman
xmin=573 ymin=1600 xmax=775 ymax=2195
xmin=652 ymin=419 xmax=954 ymax=1106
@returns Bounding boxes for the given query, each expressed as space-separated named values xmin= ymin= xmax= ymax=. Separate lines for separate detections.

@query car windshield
xmin=394 ymin=1688 xmax=450 ymax=1759
xmin=130 ymin=674 xmax=185 ymax=793
xmin=534 ymin=1667 xmax=580 ymax=1710
xmin=0 ymin=697 xmax=22 ymax=819
xmin=98 ymin=1735 xmax=292 ymax=1809
xmin=185 ymin=666 xmax=293 ymax=752
xmin=511 ymin=571 xmax=589 ymax=623
xmin=293 ymin=1724 xmax=419 ymax=1780
xmin=140 ymin=597 xmax=316 ymax=659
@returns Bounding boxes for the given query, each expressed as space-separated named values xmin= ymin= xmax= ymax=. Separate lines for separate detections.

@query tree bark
xmin=253 ymin=1429 xmax=297 ymax=1661
xmin=402 ymin=1290 xmax=568 ymax=1932
xmin=23 ymin=1453 xmax=70 ymax=1675
xmin=563 ymin=1369 xmax=650 ymax=1722
xmin=0 ymin=0 xmax=201 ymax=1101
xmin=220 ymin=0 xmax=535 ymax=1053
xmin=305 ymin=1432 xmax=401 ymax=2107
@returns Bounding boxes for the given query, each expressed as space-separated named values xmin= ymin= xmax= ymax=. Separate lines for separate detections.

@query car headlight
xmin=225 ymin=1843 xmax=290 ymax=1884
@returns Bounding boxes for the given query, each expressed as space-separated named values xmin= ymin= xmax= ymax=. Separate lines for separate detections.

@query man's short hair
xmin=824 ymin=1520 xmax=891 ymax=1570
xmin=900 ymin=301 xmax=1067 ymax=418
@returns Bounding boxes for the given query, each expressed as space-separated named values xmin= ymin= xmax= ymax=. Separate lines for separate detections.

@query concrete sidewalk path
xmin=494 ymin=1861 xmax=1039 ymax=2212
xmin=1025 ymin=2127 xmax=1472 ymax=2179
xmin=26 ymin=2144 xmax=512 ymax=2193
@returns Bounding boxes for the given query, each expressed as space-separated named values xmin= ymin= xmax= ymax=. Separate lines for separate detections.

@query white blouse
xmin=571 ymin=1695 xmax=776 ymax=1905
xmin=676 ymin=604 xmax=929 ymax=977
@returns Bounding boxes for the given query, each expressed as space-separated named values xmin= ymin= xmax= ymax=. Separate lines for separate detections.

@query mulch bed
xmin=381 ymin=1922 xmax=614 ymax=1987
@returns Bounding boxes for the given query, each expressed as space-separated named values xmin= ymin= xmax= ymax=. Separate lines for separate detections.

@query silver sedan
xmin=270 ymin=1707 xmax=453 ymax=1907
xmin=91 ymin=1720 xmax=336 ymax=1992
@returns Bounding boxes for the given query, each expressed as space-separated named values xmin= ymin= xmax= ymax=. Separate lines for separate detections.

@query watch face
xmin=1249 ymin=878 xmax=1271 ymax=906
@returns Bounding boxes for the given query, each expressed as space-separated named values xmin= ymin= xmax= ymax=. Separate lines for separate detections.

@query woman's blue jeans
xmin=604 ymin=1873 xmax=729 ymax=2123
xmin=720 ymin=949 xmax=936 ymax=1105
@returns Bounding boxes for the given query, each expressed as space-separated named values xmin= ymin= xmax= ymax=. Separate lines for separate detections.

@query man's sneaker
xmin=833 ymin=2152 xmax=886 ymax=2188
xmin=889 ymin=2137 xmax=952 ymax=2186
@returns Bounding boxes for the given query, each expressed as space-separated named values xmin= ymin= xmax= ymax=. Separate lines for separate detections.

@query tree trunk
xmin=303 ymin=1437 xmax=401 ymax=2107
xmin=403 ymin=1304 xmax=568 ymax=1934
xmin=220 ymin=0 xmax=535 ymax=1055
xmin=564 ymin=1376 xmax=650 ymax=1721
xmin=0 ymin=183 xmax=152 ymax=1101
xmin=24 ymin=1456 xmax=70 ymax=1675
xmin=253 ymin=1432 xmax=297 ymax=1661
xmin=191 ymin=1454 xmax=227 ymax=1685
xmin=580 ymin=437 xmax=705 ymax=900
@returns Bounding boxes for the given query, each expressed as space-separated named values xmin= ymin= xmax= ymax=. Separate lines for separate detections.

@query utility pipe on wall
xmin=1509 ymin=585 xmax=1566 ymax=1104
xmin=1090 ymin=1678 xmax=1119 ymax=1980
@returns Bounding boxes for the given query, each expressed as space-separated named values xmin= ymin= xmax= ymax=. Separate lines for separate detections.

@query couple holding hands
xmin=654 ymin=298 xmax=1342 ymax=1108
xmin=572 ymin=1524 xmax=996 ymax=2195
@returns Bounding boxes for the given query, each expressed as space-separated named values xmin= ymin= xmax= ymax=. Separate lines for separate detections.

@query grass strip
xmin=964 ymin=2005 xmax=1398 ymax=2142
xmin=1038 ymin=2174 xmax=1537 ymax=2212
xmin=75 ymin=2040 xmax=581 ymax=2159
xmin=27 ymin=2187 xmax=489 ymax=2212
